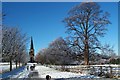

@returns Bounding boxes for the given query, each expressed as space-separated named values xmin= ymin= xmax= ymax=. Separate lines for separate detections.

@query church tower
xmin=29 ymin=37 xmax=35 ymax=63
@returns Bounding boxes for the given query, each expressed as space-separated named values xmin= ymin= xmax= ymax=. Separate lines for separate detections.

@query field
xmin=0 ymin=63 xmax=120 ymax=80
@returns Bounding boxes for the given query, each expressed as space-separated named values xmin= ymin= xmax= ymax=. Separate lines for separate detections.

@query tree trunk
xmin=16 ymin=61 xmax=18 ymax=69
xmin=84 ymin=26 xmax=89 ymax=65
xmin=84 ymin=44 xmax=89 ymax=65
xmin=10 ymin=58 xmax=12 ymax=71
xmin=19 ymin=60 xmax=20 ymax=67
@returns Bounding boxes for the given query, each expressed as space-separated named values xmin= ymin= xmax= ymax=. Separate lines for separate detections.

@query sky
xmin=1 ymin=0 xmax=120 ymax=2
xmin=2 ymin=2 xmax=118 ymax=55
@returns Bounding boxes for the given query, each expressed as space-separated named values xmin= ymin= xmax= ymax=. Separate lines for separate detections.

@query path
xmin=33 ymin=65 xmax=99 ymax=79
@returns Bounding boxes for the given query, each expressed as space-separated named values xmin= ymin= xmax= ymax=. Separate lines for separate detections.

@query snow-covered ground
xmin=1 ymin=64 xmax=119 ymax=79
xmin=0 ymin=66 xmax=26 ymax=79
xmin=34 ymin=65 xmax=99 ymax=79
xmin=0 ymin=62 xmax=26 ymax=79
xmin=3 ymin=65 xmax=99 ymax=79
xmin=48 ymin=64 xmax=120 ymax=77
xmin=0 ymin=62 xmax=22 ymax=73
xmin=0 ymin=65 xmax=16 ymax=71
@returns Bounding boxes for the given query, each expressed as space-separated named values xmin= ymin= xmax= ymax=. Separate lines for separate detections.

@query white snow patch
xmin=35 ymin=65 xmax=95 ymax=79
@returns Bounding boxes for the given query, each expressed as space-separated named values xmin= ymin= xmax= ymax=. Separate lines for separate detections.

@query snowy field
xmin=1 ymin=64 xmax=100 ymax=79
xmin=37 ymin=65 xmax=86 ymax=78
xmin=0 ymin=63 xmax=120 ymax=80
xmin=24 ymin=65 xmax=120 ymax=79
xmin=27 ymin=65 xmax=100 ymax=79
xmin=0 ymin=62 xmax=22 ymax=73
xmin=0 ymin=63 xmax=15 ymax=73
xmin=0 ymin=62 xmax=25 ymax=79
xmin=48 ymin=64 xmax=120 ymax=77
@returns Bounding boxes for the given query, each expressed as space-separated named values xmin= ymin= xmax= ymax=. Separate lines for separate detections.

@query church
xmin=29 ymin=37 xmax=35 ymax=63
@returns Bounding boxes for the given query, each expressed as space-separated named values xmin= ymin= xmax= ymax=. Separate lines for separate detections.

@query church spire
xmin=30 ymin=37 xmax=34 ymax=49
xmin=29 ymin=37 xmax=35 ymax=63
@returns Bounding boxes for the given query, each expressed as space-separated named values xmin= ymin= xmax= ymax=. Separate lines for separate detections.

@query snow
xmin=35 ymin=65 xmax=99 ymax=79
xmin=11 ymin=66 xmax=30 ymax=78
xmin=0 ymin=62 xmax=22 ymax=73
xmin=1 ymin=64 xmax=119 ymax=79
xmin=0 ymin=66 xmax=26 ymax=79
xmin=0 ymin=65 xmax=16 ymax=72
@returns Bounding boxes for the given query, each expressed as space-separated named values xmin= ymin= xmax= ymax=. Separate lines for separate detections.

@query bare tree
xmin=101 ymin=44 xmax=116 ymax=58
xmin=36 ymin=48 xmax=51 ymax=64
xmin=35 ymin=53 xmax=41 ymax=63
xmin=35 ymin=49 xmax=47 ymax=64
xmin=36 ymin=37 xmax=73 ymax=65
xmin=2 ymin=26 xmax=28 ymax=71
xmin=63 ymin=2 xmax=111 ymax=65
xmin=14 ymin=34 xmax=28 ymax=68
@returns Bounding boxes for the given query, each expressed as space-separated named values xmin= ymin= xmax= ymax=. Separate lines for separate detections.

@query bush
xmin=110 ymin=58 xmax=120 ymax=64
xmin=105 ymin=73 xmax=113 ymax=78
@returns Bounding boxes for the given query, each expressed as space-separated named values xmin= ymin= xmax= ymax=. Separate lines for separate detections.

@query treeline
xmin=35 ymin=37 xmax=75 ymax=65
xmin=35 ymin=37 xmax=118 ymax=65
xmin=1 ymin=26 xmax=28 ymax=71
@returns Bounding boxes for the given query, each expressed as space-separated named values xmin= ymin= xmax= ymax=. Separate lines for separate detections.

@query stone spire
xmin=30 ymin=37 xmax=34 ymax=49
xmin=29 ymin=37 xmax=35 ymax=63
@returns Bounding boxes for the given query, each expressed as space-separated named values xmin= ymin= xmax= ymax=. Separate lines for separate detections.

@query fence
xmin=47 ymin=64 xmax=120 ymax=78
